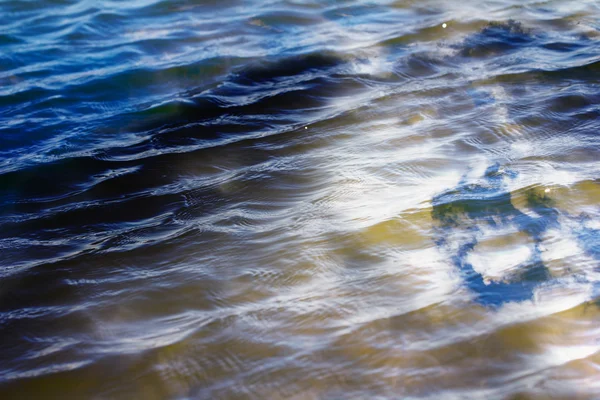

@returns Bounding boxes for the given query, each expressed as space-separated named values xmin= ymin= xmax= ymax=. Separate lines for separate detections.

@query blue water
xmin=2 ymin=1 xmax=600 ymax=398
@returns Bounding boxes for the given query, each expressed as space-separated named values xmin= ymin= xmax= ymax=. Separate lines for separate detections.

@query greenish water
xmin=1 ymin=0 xmax=600 ymax=398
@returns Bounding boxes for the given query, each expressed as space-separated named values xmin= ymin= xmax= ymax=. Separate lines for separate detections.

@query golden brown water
xmin=1 ymin=0 xmax=600 ymax=398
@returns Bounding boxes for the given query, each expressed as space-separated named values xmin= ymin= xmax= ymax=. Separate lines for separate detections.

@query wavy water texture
xmin=1 ymin=0 xmax=600 ymax=399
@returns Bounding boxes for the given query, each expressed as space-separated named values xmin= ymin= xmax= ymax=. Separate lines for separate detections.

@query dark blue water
xmin=2 ymin=1 xmax=600 ymax=398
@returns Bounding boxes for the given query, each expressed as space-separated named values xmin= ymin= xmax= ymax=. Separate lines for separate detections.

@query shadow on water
xmin=432 ymin=164 xmax=559 ymax=307
xmin=119 ymin=52 xmax=351 ymax=153
xmin=0 ymin=51 xmax=353 ymax=252
xmin=0 ymin=50 xmax=356 ymax=273
xmin=430 ymin=20 xmax=600 ymax=308
xmin=0 ymin=51 xmax=357 ymax=394
xmin=457 ymin=20 xmax=536 ymax=58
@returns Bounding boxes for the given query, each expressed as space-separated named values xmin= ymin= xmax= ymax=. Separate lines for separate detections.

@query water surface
xmin=1 ymin=0 xmax=600 ymax=398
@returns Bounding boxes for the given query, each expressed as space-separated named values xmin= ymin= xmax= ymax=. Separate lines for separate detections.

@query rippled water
xmin=2 ymin=0 xmax=600 ymax=398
